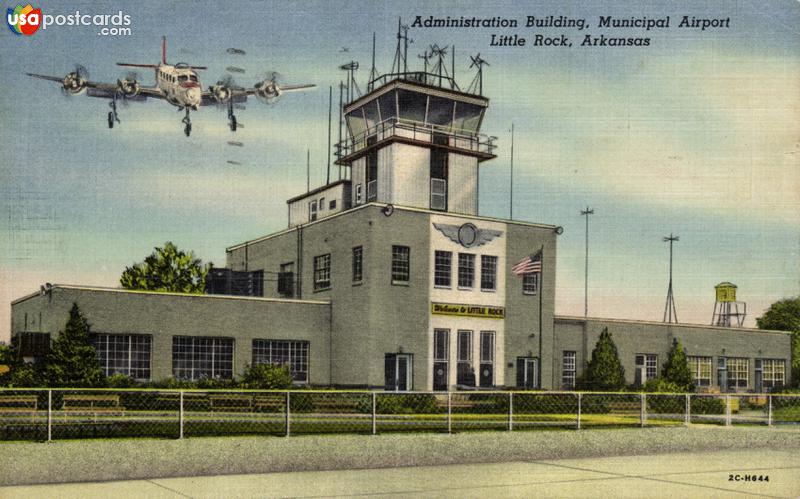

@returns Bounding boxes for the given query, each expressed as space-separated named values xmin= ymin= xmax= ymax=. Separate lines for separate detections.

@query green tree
xmin=46 ymin=304 xmax=105 ymax=387
xmin=241 ymin=363 xmax=293 ymax=389
xmin=660 ymin=339 xmax=694 ymax=391
xmin=582 ymin=328 xmax=626 ymax=391
xmin=120 ymin=241 xmax=211 ymax=293
xmin=757 ymin=297 xmax=800 ymax=387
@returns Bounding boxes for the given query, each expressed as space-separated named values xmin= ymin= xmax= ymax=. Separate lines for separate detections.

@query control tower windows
xmin=397 ymin=89 xmax=426 ymax=123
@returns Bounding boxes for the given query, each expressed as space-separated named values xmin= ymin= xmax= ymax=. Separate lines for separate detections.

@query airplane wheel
xmin=230 ymin=116 xmax=237 ymax=132
xmin=184 ymin=123 xmax=192 ymax=137
xmin=107 ymin=112 xmax=114 ymax=129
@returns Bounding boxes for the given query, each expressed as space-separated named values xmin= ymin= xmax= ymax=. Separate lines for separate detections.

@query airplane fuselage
xmin=155 ymin=64 xmax=202 ymax=109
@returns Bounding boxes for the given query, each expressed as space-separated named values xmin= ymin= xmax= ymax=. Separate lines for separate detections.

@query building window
xmin=480 ymin=255 xmax=497 ymax=291
xmin=252 ymin=339 xmax=309 ymax=383
xmin=726 ymin=357 xmax=749 ymax=389
xmin=14 ymin=332 xmax=51 ymax=358
xmin=352 ymin=246 xmax=363 ymax=283
xmin=458 ymin=253 xmax=475 ymax=288
xmin=562 ymin=351 xmax=576 ymax=389
xmin=91 ymin=334 xmax=151 ymax=381
xmin=355 ymin=184 xmax=363 ymax=205
xmin=635 ymin=354 xmax=658 ymax=384
xmin=278 ymin=262 xmax=295 ymax=298
xmin=434 ymin=250 xmax=452 ymax=287
xmin=309 ymin=200 xmax=318 ymax=221
xmin=392 ymin=245 xmax=410 ymax=284
xmin=329 ymin=199 xmax=337 ymax=210
xmin=522 ymin=272 xmax=539 ymax=295
xmin=319 ymin=197 xmax=325 ymax=211
xmin=313 ymin=253 xmax=331 ymax=291
xmin=457 ymin=330 xmax=474 ymax=387
xmin=688 ymin=356 xmax=712 ymax=387
xmin=172 ymin=336 xmax=234 ymax=380
xmin=758 ymin=359 xmax=785 ymax=390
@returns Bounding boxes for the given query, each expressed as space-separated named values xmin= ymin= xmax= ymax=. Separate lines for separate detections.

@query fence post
xmin=447 ymin=391 xmax=452 ymax=434
xmin=47 ymin=389 xmax=52 ymax=442
xmin=725 ymin=395 xmax=732 ymax=427
xmin=767 ymin=395 xmax=772 ymax=427
xmin=508 ymin=392 xmax=513 ymax=431
xmin=640 ymin=393 xmax=646 ymax=427
xmin=685 ymin=394 xmax=691 ymax=425
xmin=285 ymin=391 xmax=291 ymax=437
xmin=371 ymin=392 xmax=377 ymax=435
xmin=179 ymin=390 xmax=184 ymax=440
xmin=576 ymin=393 xmax=581 ymax=430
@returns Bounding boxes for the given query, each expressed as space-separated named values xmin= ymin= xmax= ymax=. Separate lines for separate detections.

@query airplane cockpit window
xmin=189 ymin=74 xmax=198 ymax=82
xmin=179 ymin=75 xmax=188 ymax=82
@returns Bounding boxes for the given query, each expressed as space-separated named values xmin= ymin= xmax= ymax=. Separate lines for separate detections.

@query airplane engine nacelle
xmin=209 ymin=84 xmax=232 ymax=103
xmin=117 ymin=78 xmax=140 ymax=98
xmin=62 ymin=72 xmax=88 ymax=95
xmin=255 ymin=80 xmax=281 ymax=101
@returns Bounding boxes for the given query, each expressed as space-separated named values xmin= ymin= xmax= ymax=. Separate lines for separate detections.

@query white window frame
xmin=562 ymin=351 xmax=576 ymax=389
xmin=688 ymin=356 xmax=712 ymax=387
xmin=313 ymin=253 xmax=331 ymax=291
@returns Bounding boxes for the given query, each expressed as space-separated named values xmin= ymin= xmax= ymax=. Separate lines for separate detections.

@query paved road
xmin=1 ymin=449 xmax=797 ymax=498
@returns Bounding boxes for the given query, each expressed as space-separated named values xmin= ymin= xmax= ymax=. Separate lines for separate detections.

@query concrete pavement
xmin=1 ymin=449 xmax=797 ymax=498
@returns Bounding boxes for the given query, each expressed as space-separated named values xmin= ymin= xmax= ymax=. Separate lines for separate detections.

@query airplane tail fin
xmin=162 ymin=36 xmax=167 ymax=65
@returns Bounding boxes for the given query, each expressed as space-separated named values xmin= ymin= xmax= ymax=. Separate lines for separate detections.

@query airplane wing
xmin=272 ymin=84 xmax=316 ymax=93
xmin=27 ymin=72 xmax=163 ymax=100
xmin=200 ymin=89 xmax=247 ymax=107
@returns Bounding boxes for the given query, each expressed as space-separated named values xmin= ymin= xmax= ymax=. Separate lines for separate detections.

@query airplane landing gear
xmin=108 ymin=95 xmax=121 ymax=129
xmin=227 ymin=100 xmax=237 ymax=132
xmin=182 ymin=108 xmax=192 ymax=137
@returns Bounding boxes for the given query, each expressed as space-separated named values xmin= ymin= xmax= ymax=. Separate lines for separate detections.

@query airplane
xmin=26 ymin=37 xmax=316 ymax=137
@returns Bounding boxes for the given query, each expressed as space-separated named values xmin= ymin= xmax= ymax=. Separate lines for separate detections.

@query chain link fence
xmin=1 ymin=389 xmax=798 ymax=441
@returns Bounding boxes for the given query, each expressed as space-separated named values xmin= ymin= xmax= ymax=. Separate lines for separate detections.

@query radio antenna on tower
xmin=466 ymin=53 xmax=489 ymax=95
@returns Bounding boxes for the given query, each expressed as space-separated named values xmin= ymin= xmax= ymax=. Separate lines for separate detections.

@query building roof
xmin=286 ymin=179 xmax=351 ymax=204
xmin=554 ymin=315 xmax=790 ymax=335
xmin=11 ymin=284 xmax=330 ymax=306
xmin=227 ymin=202 xmax=558 ymax=252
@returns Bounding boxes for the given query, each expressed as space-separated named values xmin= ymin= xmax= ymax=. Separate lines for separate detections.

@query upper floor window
xmin=458 ymin=253 xmax=475 ymax=289
xmin=480 ymin=255 xmax=497 ymax=291
xmin=391 ymin=245 xmax=410 ymax=284
xmin=522 ymin=273 xmax=539 ymax=295
xmin=434 ymin=250 xmax=452 ymax=287
xmin=313 ymin=253 xmax=331 ymax=291
xmin=309 ymin=200 xmax=318 ymax=221
xmin=355 ymin=184 xmax=363 ymax=205
xmin=352 ymin=246 xmax=363 ymax=283
xmin=278 ymin=262 xmax=295 ymax=298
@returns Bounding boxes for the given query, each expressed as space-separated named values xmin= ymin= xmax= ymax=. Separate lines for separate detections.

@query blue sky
xmin=1 ymin=0 xmax=798 ymax=341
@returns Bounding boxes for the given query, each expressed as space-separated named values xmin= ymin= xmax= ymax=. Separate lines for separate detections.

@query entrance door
xmin=516 ymin=357 xmax=538 ymax=389
xmin=433 ymin=362 xmax=448 ymax=391
xmin=385 ymin=353 xmax=412 ymax=391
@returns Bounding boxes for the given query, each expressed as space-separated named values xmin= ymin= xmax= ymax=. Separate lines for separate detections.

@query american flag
xmin=512 ymin=250 xmax=542 ymax=276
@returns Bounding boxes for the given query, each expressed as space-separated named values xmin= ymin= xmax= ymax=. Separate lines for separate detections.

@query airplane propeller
xmin=61 ymin=64 xmax=89 ymax=95
xmin=254 ymin=71 xmax=283 ymax=104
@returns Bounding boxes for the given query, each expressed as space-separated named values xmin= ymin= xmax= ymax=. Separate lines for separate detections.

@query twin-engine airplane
xmin=27 ymin=37 xmax=315 ymax=136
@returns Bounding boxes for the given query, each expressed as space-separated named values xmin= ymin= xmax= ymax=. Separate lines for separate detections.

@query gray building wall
xmin=554 ymin=316 xmax=792 ymax=391
xmin=11 ymin=286 xmax=331 ymax=384
xmin=504 ymin=224 xmax=558 ymax=389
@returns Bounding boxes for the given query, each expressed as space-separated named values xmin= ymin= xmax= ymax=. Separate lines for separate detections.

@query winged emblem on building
xmin=433 ymin=223 xmax=503 ymax=248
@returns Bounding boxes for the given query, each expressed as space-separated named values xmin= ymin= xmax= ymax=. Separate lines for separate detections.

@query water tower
xmin=711 ymin=282 xmax=746 ymax=327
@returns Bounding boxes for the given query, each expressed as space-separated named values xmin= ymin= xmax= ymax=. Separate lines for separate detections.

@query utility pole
xmin=663 ymin=233 xmax=679 ymax=323
xmin=509 ymin=123 xmax=514 ymax=220
xmin=580 ymin=207 xmax=594 ymax=318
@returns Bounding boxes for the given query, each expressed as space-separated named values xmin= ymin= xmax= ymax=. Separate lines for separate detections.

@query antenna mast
xmin=391 ymin=18 xmax=412 ymax=74
xmin=467 ymin=53 xmax=489 ymax=95
xmin=368 ymin=32 xmax=379 ymax=91
xmin=662 ymin=233 xmax=680 ymax=323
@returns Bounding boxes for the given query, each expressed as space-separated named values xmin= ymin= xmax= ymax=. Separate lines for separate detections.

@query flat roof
xmin=11 ymin=284 xmax=330 ymax=306
xmin=286 ymin=179 xmax=351 ymax=204
xmin=554 ymin=315 xmax=789 ymax=335
xmin=227 ymin=203 xmax=558 ymax=252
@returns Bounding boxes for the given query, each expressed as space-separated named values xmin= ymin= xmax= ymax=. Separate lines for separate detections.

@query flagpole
xmin=538 ymin=244 xmax=544 ymax=389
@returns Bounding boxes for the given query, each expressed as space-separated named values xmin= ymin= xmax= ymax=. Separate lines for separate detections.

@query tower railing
xmin=335 ymin=117 xmax=497 ymax=163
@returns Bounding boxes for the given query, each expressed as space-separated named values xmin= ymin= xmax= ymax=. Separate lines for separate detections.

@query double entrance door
xmin=385 ymin=353 xmax=412 ymax=391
